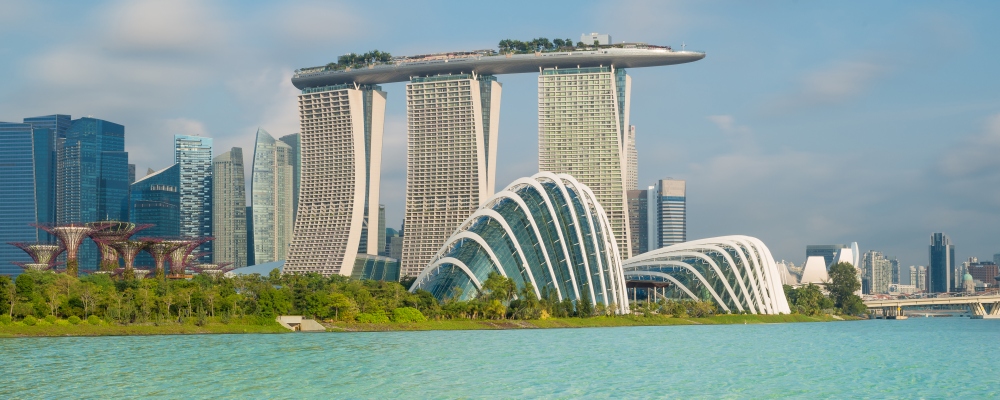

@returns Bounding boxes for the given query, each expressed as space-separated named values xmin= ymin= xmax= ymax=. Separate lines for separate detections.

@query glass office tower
xmin=538 ymin=67 xmax=631 ymax=259
xmin=401 ymin=74 xmax=501 ymax=277
xmin=278 ymin=133 xmax=301 ymax=221
xmin=285 ymin=84 xmax=386 ymax=276
xmin=174 ymin=135 xmax=213 ymax=263
xmin=0 ymin=122 xmax=54 ymax=276
xmin=213 ymin=148 xmax=247 ymax=267
xmin=929 ymin=232 xmax=954 ymax=293
xmin=57 ymin=118 xmax=128 ymax=271
xmin=251 ymin=128 xmax=294 ymax=264
xmin=130 ymin=164 xmax=181 ymax=266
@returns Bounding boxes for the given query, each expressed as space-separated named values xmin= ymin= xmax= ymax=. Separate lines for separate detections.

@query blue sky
xmin=2 ymin=0 xmax=999 ymax=272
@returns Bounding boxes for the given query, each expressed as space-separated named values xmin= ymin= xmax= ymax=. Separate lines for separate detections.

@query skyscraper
xmin=58 ymin=118 xmax=129 ymax=271
xmin=278 ymin=133 xmax=301 ymax=220
xmin=890 ymin=257 xmax=900 ymax=284
xmin=928 ymin=232 xmax=954 ymax=293
xmin=22 ymin=114 xmax=70 ymax=236
xmin=377 ymin=204 xmax=386 ymax=259
xmin=625 ymin=125 xmax=638 ymax=191
xmin=538 ymin=66 xmax=631 ymax=259
xmin=251 ymin=128 xmax=295 ymax=264
xmin=0 ymin=122 xmax=55 ymax=276
xmin=213 ymin=148 xmax=247 ymax=267
xmin=862 ymin=250 xmax=892 ymax=294
xmin=130 ymin=164 xmax=180 ymax=266
xmin=174 ymin=135 xmax=213 ymax=263
xmin=626 ymin=189 xmax=648 ymax=256
xmin=285 ymin=84 xmax=386 ymax=276
xmin=646 ymin=178 xmax=687 ymax=250
xmin=401 ymin=74 xmax=501 ymax=277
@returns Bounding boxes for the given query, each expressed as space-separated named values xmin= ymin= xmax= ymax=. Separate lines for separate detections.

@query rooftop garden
xmin=295 ymin=38 xmax=675 ymax=75
xmin=312 ymin=50 xmax=394 ymax=73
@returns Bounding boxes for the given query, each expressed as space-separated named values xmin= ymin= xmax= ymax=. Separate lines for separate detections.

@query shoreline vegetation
xmin=0 ymin=314 xmax=848 ymax=338
xmin=0 ymin=268 xmax=862 ymax=339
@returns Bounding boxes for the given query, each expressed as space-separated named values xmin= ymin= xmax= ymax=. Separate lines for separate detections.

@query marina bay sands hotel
xmin=284 ymin=37 xmax=704 ymax=277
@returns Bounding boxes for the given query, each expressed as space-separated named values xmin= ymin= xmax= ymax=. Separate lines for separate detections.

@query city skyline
xmin=2 ymin=1 xmax=1000 ymax=266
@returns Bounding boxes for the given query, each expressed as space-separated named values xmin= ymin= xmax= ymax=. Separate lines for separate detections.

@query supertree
xmin=87 ymin=221 xmax=152 ymax=272
xmin=140 ymin=238 xmax=185 ymax=280
xmin=107 ymin=239 xmax=149 ymax=280
xmin=8 ymin=242 xmax=65 ymax=268
xmin=191 ymin=262 xmax=236 ymax=278
xmin=165 ymin=237 xmax=213 ymax=278
xmin=33 ymin=223 xmax=113 ymax=276
xmin=12 ymin=262 xmax=52 ymax=272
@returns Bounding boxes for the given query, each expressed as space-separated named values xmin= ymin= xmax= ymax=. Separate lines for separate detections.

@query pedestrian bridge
xmin=865 ymin=294 xmax=1000 ymax=318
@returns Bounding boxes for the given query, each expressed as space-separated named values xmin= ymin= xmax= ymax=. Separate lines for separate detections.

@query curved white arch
xmin=434 ymin=231 xmax=507 ymax=279
xmin=507 ymin=177 xmax=580 ymax=300
xmin=647 ymin=243 xmax=760 ymax=314
xmin=477 ymin=209 xmax=542 ymax=298
xmin=635 ymin=250 xmax=745 ymax=313
xmin=622 ymin=235 xmax=790 ymax=315
xmin=623 ymin=260 xmax=732 ymax=312
xmin=572 ymin=176 xmax=629 ymax=313
xmin=537 ymin=172 xmax=596 ymax=304
xmin=622 ymin=270 xmax=698 ymax=303
xmin=482 ymin=190 xmax=561 ymax=299
xmin=416 ymin=257 xmax=483 ymax=294
xmin=558 ymin=175 xmax=609 ymax=306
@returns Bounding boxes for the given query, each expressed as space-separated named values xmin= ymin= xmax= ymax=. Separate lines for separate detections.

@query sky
xmin=1 ymin=0 xmax=999 ymax=274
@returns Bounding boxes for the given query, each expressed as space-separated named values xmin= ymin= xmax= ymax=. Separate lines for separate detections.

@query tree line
xmin=497 ymin=38 xmax=589 ymax=54
xmin=784 ymin=262 xmax=867 ymax=316
xmin=0 ymin=263 xmax=865 ymax=327
xmin=326 ymin=50 xmax=394 ymax=70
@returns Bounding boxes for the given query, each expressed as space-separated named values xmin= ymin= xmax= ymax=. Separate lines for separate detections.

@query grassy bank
xmin=0 ymin=318 xmax=287 ymax=338
xmin=325 ymin=314 xmax=844 ymax=332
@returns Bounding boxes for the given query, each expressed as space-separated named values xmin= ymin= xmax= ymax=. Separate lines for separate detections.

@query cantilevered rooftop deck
xmin=291 ymin=45 xmax=705 ymax=89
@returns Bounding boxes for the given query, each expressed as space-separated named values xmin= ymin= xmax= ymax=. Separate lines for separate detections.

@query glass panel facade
xmin=411 ymin=173 xmax=629 ymax=313
xmin=0 ymin=123 xmax=53 ymax=276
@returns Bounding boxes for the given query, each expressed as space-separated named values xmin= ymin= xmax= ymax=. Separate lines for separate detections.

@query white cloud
xmin=267 ymin=1 xmax=361 ymax=45
xmin=939 ymin=113 xmax=1000 ymax=178
xmin=101 ymin=0 xmax=229 ymax=55
xmin=799 ymin=61 xmax=884 ymax=102
xmin=706 ymin=114 xmax=755 ymax=149
xmin=767 ymin=60 xmax=885 ymax=112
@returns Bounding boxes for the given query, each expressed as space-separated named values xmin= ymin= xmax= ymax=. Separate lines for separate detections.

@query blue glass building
xmin=174 ymin=135 xmax=213 ymax=262
xmin=56 ymin=118 xmax=129 ymax=272
xmin=130 ymin=164 xmax=181 ymax=266
xmin=0 ymin=122 xmax=54 ymax=276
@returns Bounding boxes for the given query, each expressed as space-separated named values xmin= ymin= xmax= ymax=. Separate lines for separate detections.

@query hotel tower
xmin=400 ymin=74 xmax=502 ymax=277
xmin=538 ymin=66 xmax=633 ymax=258
xmin=284 ymin=85 xmax=386 ymax=276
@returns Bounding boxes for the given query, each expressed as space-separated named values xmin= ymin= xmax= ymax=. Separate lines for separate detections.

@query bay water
xmin=1 ymin=317 xmax=997 ymax=398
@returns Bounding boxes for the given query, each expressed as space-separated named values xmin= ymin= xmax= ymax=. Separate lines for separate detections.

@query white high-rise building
xmin=174 ymin=135 xmax=213 ymax=262
xmin=863 ymin=250 xmax=892 ymax=294
xmin=538 ymin=66 xmax=632 ymax=259
xmin=251 ymin=128 xmax=295 ymax=264
xmin=625 ymin=125 xmax=638 ymax=191
xmin=212 ymin=147 xmax=246 ymax=267
xmin=400 ymin=74 xmax=501 ymax=277
xmin=285 ymin=84 xmax=386 ymax=276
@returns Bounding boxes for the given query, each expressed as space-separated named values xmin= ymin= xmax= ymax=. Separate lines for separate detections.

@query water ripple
xmin=1 ymin=318 xmax=997 ymax=398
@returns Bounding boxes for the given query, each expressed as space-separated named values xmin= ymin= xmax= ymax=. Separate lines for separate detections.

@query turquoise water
xmin=1 ymin=318 xmax=997 ymax=398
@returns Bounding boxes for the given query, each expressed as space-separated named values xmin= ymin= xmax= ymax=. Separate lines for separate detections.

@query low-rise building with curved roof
xmin=410 ymin=172 xmax=630 ymax=314
xmin=622 ymin=236 xmax=792 ymax=314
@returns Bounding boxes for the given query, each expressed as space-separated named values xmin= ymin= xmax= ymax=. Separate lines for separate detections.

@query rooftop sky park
xmin=291 ymin=41 xmax=705 ymax=88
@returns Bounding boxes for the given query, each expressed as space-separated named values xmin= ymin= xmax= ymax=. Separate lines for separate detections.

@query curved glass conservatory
xmin=410 ymin=172 xmax=630 ymax=314
xmin=622 ymin=236 xmax=791 ymax=314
